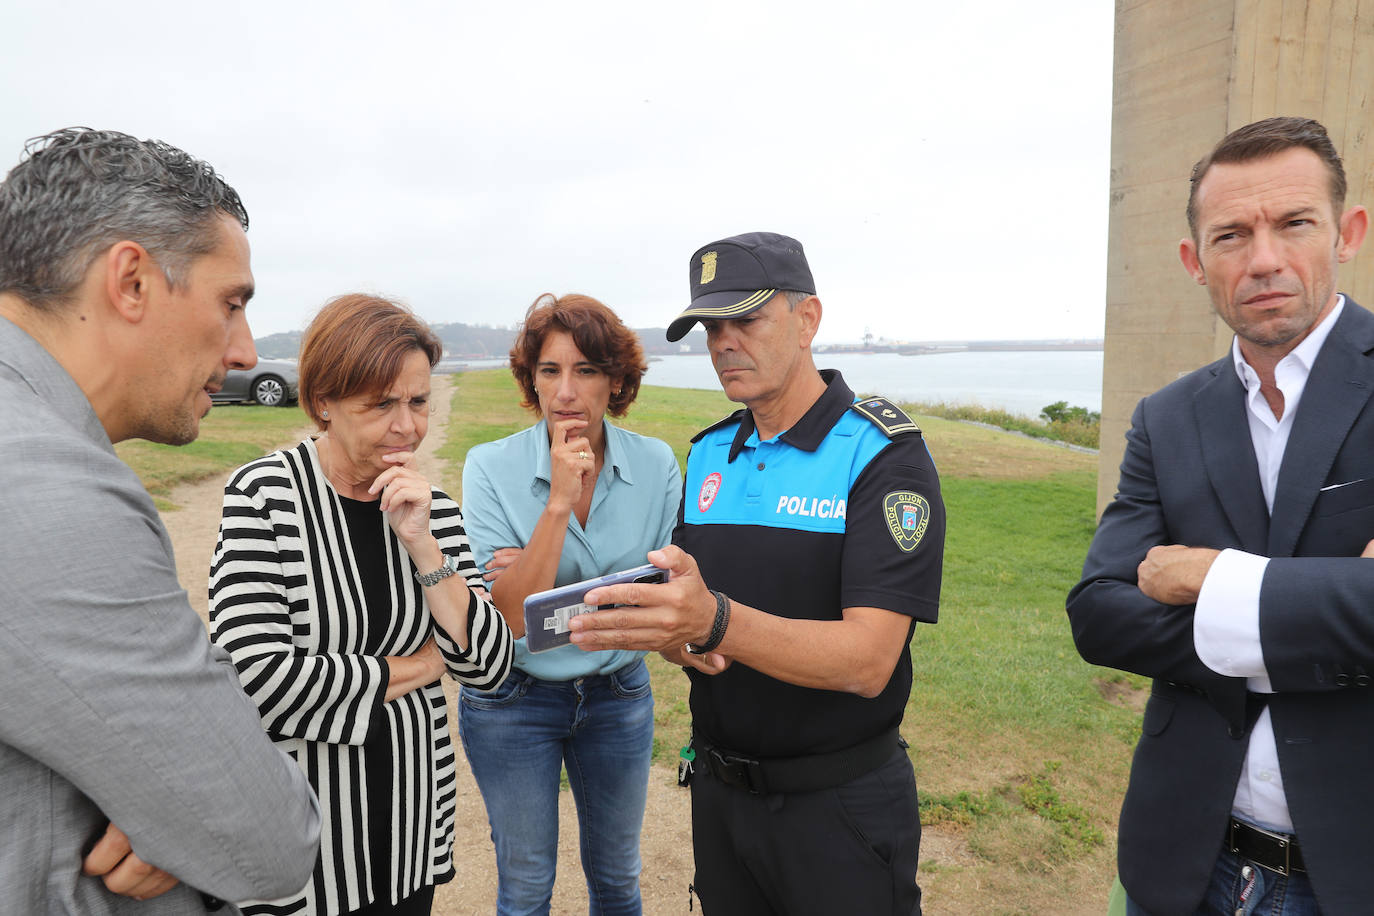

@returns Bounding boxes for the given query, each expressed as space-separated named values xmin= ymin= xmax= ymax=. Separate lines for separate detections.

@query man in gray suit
xmin=0 ymin=129 xmax=320 ymax=912
xmin=1069 ymin=117 xmax=1371 ymax=913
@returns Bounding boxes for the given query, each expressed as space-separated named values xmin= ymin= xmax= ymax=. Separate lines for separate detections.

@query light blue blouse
xmin=461 ymin=419 xmax=682 ymax=680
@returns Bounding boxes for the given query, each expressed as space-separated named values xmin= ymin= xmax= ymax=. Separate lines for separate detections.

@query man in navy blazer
xmin=1069 ymin=116 xmax=1373 ymax=914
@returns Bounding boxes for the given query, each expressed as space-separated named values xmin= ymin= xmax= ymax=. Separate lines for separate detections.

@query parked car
xmin=212 ymin=358 xmax=299 ymax=407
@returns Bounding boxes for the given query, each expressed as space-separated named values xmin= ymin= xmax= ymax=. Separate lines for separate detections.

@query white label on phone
xmin=546 ymin=602 xmax=595 ymax=634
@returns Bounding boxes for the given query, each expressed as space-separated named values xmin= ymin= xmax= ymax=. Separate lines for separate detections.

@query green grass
xmin=897 ymin=468 xmax=1135 ymax=888
xmin=919 ymin=760 xmax=1104 ymax=862
xmin=115 ymin=403 xmax=311 ymax=509
xmin=607 ymin=384 xmax=737 ymax=470
xmin=923 ymin=472 xmax=1111 ymax=736
xmin=438 ymin=370 xmax=539 ymax=477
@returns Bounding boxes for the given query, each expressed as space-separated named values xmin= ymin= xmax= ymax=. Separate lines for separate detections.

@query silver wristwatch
xmin=414 ymin=553 xmax=460 ymax=587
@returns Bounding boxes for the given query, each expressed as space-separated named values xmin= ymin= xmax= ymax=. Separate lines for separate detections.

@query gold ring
xmin=579 ymin=450 xmax=588 ymax=460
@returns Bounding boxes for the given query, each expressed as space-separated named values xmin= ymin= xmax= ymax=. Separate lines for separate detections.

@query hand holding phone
xmin=523 ymin=564 xmax=668 ymax=653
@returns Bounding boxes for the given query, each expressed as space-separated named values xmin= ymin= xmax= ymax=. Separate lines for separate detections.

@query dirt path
xmin=159 ymin=375 xmax=695 ymax=914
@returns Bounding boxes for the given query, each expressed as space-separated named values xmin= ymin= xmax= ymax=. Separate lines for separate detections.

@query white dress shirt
xmin=1193 ymin=296 xmax=1345 ymax=833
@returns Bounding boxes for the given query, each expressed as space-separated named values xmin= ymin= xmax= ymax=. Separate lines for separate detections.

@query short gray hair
xmin=781 ymin=289 xmax=813 ymax=309
xmin=0 ymin=128 xmax=249 ymax=310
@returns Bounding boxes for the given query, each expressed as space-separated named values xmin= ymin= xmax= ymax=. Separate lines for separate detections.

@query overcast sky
xmin=2 ymin=1 xmax=1113 ymax=344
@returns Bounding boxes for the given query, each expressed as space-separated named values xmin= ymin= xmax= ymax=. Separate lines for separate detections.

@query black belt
xmin=695 ymin=728 xmax=900 ymax=795
xmin=1228 ymin=818 xmax=1305 ymax=876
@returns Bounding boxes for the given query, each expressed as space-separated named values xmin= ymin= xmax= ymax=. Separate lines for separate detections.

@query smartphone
xmin=522 ymin=563 xmax=668 ymax=653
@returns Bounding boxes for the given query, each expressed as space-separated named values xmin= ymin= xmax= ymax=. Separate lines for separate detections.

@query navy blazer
xmin=1068 ymin=297 xmax=1374 ymax=913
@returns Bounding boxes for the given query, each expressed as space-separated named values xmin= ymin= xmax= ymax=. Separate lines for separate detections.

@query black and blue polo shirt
xmin=674 ymin=369 xmax=945 ymax=759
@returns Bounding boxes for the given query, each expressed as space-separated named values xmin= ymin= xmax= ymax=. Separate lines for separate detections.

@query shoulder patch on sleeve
xmin=690 ymin=408 xmax=749 ymax=443
xmin=850 ymin=397 xmax=921 ymax=438
xmin=883 ymin=491 xmax=931 ymax=552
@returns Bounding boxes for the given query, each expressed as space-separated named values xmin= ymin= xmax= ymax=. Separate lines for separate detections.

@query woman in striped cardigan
xmin=209 ymin=294 xmax=512 ymax=916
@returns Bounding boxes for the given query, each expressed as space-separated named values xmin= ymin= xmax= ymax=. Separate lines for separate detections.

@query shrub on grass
xmin=904 ymin=400 xmax=1099 ymax=449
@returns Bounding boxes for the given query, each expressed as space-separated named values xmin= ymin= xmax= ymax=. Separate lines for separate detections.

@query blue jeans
xmin=1125 ymin=844 xmax=1320 ymax=915
xmin=459 ymin=658 xmax=654 ymax=916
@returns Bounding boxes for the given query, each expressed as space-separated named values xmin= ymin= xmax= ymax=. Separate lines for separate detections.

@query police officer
xmin=569 ymin=232 xmax=945 ymax=914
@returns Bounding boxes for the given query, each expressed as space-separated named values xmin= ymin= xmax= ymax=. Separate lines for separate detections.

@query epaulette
xmin=850 ymin=396 xmax=921 ymax=438
xmin=690 ymin=408 xmax=749 ymax=443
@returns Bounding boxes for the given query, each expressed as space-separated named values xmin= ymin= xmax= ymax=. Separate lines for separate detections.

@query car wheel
xmin=253 ymin=375 xmax=287 ymax=407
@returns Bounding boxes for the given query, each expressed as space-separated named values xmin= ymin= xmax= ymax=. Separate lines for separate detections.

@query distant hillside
xmin=253 ymin=330 xmax=304 ymax=359
xmin=253 ymin=322 xmax=707 ymax=360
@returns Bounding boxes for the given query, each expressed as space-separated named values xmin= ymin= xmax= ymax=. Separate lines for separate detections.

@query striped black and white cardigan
xmin=209 ymin=438 xmax=512 ymax=915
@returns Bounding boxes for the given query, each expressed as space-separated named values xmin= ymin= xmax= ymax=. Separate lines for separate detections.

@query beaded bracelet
xmin=686 ymin=590 xmax=731 ymax=655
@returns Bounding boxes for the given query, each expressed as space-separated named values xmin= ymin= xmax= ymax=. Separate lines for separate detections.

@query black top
xmin=337 ymin=494 xmax=406 ymax=903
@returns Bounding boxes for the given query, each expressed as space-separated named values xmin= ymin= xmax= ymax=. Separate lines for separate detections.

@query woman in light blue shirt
xmin=459 ymin=293 xmax=681 ymax=915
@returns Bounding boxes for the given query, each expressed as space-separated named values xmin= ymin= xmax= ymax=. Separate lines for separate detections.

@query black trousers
xmin=690 ymin=746 xmax=921 ymax=915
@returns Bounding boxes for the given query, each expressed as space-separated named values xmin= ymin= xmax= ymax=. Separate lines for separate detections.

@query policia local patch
xmin=883 ymin=491 xmax=930 ymax=552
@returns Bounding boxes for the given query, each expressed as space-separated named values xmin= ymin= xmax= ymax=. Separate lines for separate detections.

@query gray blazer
xmin=0 ymin=316 xmax=320 ymax=914
xmin=1068 ymin=298 xmax=1374 ymax=913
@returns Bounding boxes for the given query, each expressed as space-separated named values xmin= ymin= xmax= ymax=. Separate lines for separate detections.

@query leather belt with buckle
xmin=1228 ymin=818 xmax=1305 ymax=876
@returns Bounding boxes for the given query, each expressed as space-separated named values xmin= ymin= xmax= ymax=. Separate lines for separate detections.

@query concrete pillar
xmin=1100 ymin=0 xmax=1374 ymax=514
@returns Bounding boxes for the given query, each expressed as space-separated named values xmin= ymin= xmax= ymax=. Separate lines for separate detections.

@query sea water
xmin=643 ymin=350 xmax=1103 ymax=419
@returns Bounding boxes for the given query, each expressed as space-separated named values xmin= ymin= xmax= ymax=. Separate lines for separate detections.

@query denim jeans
xmin=1125 ymin=844 xmax=1320 ymax=916
xmin=459 ymin=658 xmax=654 ymax=916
